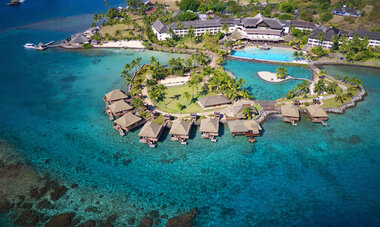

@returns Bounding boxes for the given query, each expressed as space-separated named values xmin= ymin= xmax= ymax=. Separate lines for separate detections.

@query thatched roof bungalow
xmin=113 ymin=112 xmax=143 ymax=136
xmin=306 ymin=104 xmax=328 ymax=124
xmin=198 ymin=95 xmax=231 ymax=109
xmin=200 ymin=118 xmax=220 ymax=142
xmin=104 ymin=89 xmax=128 ymax=105
xmin=281 ymin=104 xmax=299 ymax=125
xmin=231 ymin=105 xmax=258 ymax=118
xmin=243 ymin=120 xmax=262 ymax=137
xmin=107 ymin=100 xmax=133 ymax=119
xmin=138 ymin=121 xmax=165 ymax=147
xmin=169 ymin=119 xmax=192 ymax=138
xmin=228 ymin=120 xmax=249 ymax=136
xmin=169 ymin=119 xmax=193 ymax=144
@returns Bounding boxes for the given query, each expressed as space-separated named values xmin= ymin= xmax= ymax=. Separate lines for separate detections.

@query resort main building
xmin=152 ymin=13 xmax=380 ymax=48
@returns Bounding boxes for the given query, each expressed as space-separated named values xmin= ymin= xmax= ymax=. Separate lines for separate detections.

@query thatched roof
xmin=198 ymin=95 xmax=230 ymax=108
xmin=242 ymin=120 xmax=261 ymax=135
xmin=281 ymin=104 xmax=299 ymax=118
xmin=114 ymin=112 xmax=142 ymax=129
xmin=302 ymin=44 xmax=312 ymax=52
xmin=108 ymin=100 xmax=133 ymax=114
xmin=169 ymin=119 xmax=192 ymax=136
xmin=232 ymin=105 xmax=258 ymax=118
xmin=200 ymin=118 xmax=219 ymax=133
xmin=229 ymin=29 xmax=243 ymax=41
xmin=228 ymin=120 xmax=249 ymax=133
xmin=71 ymin=34 xmax=90 ymax=44
xmin=306 ymin=104 xmax=328 ymax=118
xmin=105 ymin=89 xmax=128 ymax=102
xmin=138 ymin=121 xmax=163 ymax=138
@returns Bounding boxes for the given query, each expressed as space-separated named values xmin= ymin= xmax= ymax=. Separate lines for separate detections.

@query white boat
xmin=19 ymin=0 xmax=25 ymax=2
xmin=24 ymin=43 xmax=36 ymax=49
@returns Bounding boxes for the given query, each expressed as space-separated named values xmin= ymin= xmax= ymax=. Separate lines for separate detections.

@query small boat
xmin=6 ymin=0 xmax=20 ymax=6
xmin=23 ymin=43 xmax=36 ymax=49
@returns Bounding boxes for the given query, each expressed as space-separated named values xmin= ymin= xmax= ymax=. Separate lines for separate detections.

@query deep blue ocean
xmin=0 ymin=1 xmax=379 ymax=226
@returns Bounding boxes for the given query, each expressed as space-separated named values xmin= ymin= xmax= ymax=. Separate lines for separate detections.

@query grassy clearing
xmin=322 ymin=97 xmax=352 ymax=108
xmin=253 ymin=103 xmax=263 ymax=112
xmin=152 ymin=115 xmax=165 ymax=124
xmin=155 ymin=84 xmax=218 ymax=114
xmin=277 ymin=94 xmax=319 ymax=103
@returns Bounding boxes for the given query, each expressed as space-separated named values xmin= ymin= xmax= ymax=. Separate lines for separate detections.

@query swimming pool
xmin=232 ymin=46 xmax=296 ymax=62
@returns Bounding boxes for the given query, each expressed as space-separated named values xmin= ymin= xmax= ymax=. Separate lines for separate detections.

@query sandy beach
xmin=257 ymin=71 xmax=289 ymax=83
xmin=94 ymin=40 xmax=145 ymax=49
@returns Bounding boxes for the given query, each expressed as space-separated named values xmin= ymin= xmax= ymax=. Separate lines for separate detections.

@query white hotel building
xmin=152 ymin=13 xmax=288 ymax=42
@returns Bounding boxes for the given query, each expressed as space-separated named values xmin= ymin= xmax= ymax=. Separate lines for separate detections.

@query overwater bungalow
xmin=113 ymin=112 xmax=144 ymax=136
xmin=104 ymin=89 xmax=128 ymax=105
xmin=200 ymin=118 xmax=219 ymax=142
xmin=228 ymin=120 xmax=248 ymax=136
xmin=169 ymin=118 xmax=193 ymax=145
xmin=138 ymin=121 xmax=165 ymax=147
xmin=228 ymin=120 xmax=262 ymax=142
xmin=198 ymin=95 xmax=231 ymax=109
xmin=306 ymin=104 xmax=328 ymax=125
xmin=106 ymin=100 xmax=133 ymax=120
xmin=281 ymin=104 xmax=300 ymax=126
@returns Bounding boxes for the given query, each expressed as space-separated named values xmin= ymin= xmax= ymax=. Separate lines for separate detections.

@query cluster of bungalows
xmin=281 ymin=103 xmax=328 ymax=126
xmin=151 ymin=11 xmax=380 ymax=49
xmin=104 ymin=89 xmax=146 ymax=136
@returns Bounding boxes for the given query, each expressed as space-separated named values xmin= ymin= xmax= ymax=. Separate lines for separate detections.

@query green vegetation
xmin=81 ymin=43 xmax=93 ymax=49
xmin=155 ymin=84 xmax=218 ymax=113
xmin=177 ymin=12 xmax=198 ymax=21
xmin=286 ymin=81 xmax=310 ymax=99
xmin=339 ymin=34 xmax=375 ymax=62
xmin=276 ymin=67 xmax=287 ymax=79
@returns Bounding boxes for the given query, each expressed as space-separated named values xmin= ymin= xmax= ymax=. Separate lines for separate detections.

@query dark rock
xmin=50 ymin=185 xmax=68 ymax=201
xmin=95 ymin=201 xmax=100 ymax=205
xmin=80 ymin=198 xmax=85 ymax=202
xmin=37 ymin=199 xmax=55 ymax=210
xmin=14 ymin=210 xmax=39 ymax=227
xmin=139 ymin=217 xmax=153 ymax=227
xmin=128 ymin=217 xmax=135 ymax=225
xmin=45 ymin=212 xmax=75 ymax=227
xmin=165 ymin=209 xmax=198 ymax=227
xmin=84 ymin=206 xmax=102 ymax=214
xmin=44 ymin=159 xmax=51 ymax=164
xmin=71 ymin=183 xmax=78 ymax=188
xmin=161 ymin=204 xmax=167 ymax=209
xmin=21 ymin=202 xmax=33 ymax=209
xmin=0 ymin=198 xmax=14 ymax=213
xmin=106 ymin=214 xmax=118 ymax=224
xmin=71 ymin=219 xmax=80 ymax=226
xmin=78 ymin=220 xmax=96 ymax=227
xmin=150 ymin=210 xmax=159 ymax=218
xmin=29 ymin=187 xmax=42 ymax=200
xmin=99 ymin=194 xmax=104 ymax=198
xmin=0 ymin=162 xmax=22 ymax=178
xmin=160 ymin=215 xmax=168 ymax=219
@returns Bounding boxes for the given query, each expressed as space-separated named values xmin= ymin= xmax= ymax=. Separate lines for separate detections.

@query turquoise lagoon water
xmin=224 ymin=60 xmax=312 ymax=100
xmin=0 ymin=2 xmax=380 ymax=226
xmin=232 ymin=47 xmax=296 ymax=62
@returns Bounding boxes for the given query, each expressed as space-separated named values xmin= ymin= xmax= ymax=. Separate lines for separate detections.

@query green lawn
xmin=155 ymin=84 xmax=219 ymax=114
xmin=322 ymin=96 xmax=352 ymax=108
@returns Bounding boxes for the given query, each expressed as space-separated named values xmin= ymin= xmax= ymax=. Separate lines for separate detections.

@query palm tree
xmin=221 ymin=23 xmax=229 ymax=34
xmin=319 ymin=70 xmax=327 ymax=79
xmin=335 ymin=88 xmax=346 ymax=103
xmin=326 ymin=81 xmax=338 ymax=94
xmin=149 ymin=56 xmax=158 ymax=66
xmin=131 ymin=97 xmax=143 ymax=109
xmin=346 ymin=86 xmax=356 ymax=97
xmin=239 ymin=88 xmax=252 ymax=99
xmin=242 ymin=106 xmax=253 ymax=119
xmin=293 ymin=51 xmax=299 ymax=60
xmin=177 ymin=103 xmax=184 ymax=111
xmin=317 ymin=32 xmax=325 ymax=42
xmin=276 ymin=67 xmax=288 ymax=79
xmin=188 ymin=25 xmax=195 ymax=42
xmin=236 ymin=78 xmax=246 ymax=89
xmin=314 ymin=79 xmax=326 ymax=94
xmin=183 ymin=92 xmax=191 ymax=105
